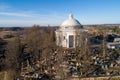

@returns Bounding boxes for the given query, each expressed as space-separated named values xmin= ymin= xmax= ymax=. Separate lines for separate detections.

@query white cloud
xmin=0 ymin=9 xmax=66 ymax=26
xmin=0 ymin=3 xmax=34 ymax=17
xmin=0 ymin=3 xmax=67 ymax=26
xmin=0 ymin=11 xmax=66 ymax=19
xmin=0 ymin=19 xmax=62 ymax=27
xmin=0 ymin=12 xmax=34 ymax=17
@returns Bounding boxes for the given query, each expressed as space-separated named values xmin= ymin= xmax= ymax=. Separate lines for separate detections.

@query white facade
xmin=55 ymin=14 xmax=88 ymax=48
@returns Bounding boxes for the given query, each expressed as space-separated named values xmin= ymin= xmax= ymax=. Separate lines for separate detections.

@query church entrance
xmin=69 ymin=35 xmax=74 ymax=48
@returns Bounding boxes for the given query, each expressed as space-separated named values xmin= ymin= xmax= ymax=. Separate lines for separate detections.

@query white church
xmin=55 ymin=14 xmax=88 ymax=48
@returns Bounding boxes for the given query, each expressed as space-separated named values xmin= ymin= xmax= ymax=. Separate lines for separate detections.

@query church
xmin=55 ymin=14 xmax=88 ymax=48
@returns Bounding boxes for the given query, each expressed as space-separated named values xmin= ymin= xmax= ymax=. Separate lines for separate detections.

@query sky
xmin=0 ymin=0 xmax=120 ymax=27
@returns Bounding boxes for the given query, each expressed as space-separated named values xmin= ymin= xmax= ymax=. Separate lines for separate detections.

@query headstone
xmin=106 ymin=72 xmax=110 ymax=76
xmin=102 ymin=65 xmax=105 ymax=69
xmin=105 ymin=65 xmax=108 ymax=70
xmin=110 ymin=63 xmax=114 ymax=67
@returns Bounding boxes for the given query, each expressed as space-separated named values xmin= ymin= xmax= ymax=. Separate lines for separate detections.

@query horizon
xmin=0 ymin=0 xmax=120 ymax=27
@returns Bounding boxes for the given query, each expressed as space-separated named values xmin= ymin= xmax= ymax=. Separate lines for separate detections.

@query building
xmin=55 ymin=14 xmax=88 ymax=48
xmin=107 ymin=43 xmax=120 ymax=49
xmin=106 ymin=34 xmax=120 ymax=49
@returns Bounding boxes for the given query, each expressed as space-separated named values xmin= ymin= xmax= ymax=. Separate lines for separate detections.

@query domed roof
xmin=60 ymin=14 xmax=82 ymax=30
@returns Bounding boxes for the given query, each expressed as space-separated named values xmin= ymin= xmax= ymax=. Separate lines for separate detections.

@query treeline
xmin=0 ymin=26 xmax=59 ymax=31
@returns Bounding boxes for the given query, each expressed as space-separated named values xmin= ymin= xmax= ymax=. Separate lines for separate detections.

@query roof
xmin=60 ymin=14 xmax=82 ymax=30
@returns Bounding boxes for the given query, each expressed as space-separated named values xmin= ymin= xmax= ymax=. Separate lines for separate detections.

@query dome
xmin=60 ymin=14 xmax=82 ymax=29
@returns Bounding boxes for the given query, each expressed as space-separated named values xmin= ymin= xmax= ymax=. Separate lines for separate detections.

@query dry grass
xmin=0 ymin=70 xmax=16 ymax=80
xmin=71 ymin=77 xmax=120 ymax=80
xmin=0 ymin=71 xmax=6 ymax=80
xmin=0 ymin=31 xmax=14 ymax=38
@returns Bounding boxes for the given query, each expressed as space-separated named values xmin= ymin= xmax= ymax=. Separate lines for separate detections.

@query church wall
xmin=61 ymin=31 xmax=67 ymax=47
xmin=55 ymin=31 xmax=62 ymax=46
xmin=55 ymin=30 xmax=88 ymax=48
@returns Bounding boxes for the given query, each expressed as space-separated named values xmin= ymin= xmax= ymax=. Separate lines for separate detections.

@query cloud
xmin=0 ymin=2 xmax=67 ymax=26
xmin=0 ymin=19 xmax=60 ymax=27
xmin=0 ymin=9 xmax=66 ymax=26
xmin=0 ymin=12 xmax=34 ymax=17
xmin=0 ymin=10 xmax=66 ymax=19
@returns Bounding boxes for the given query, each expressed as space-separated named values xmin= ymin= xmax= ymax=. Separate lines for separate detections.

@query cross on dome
xmin=69 ymin=14 xmax=73 ymax=19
